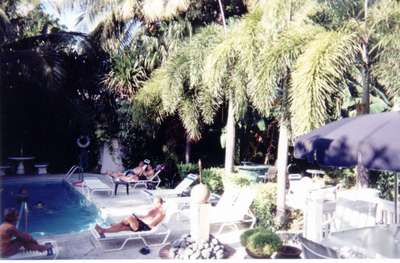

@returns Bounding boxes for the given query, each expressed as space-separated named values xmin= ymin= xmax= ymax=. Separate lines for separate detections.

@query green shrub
xmin=240 ymin=228 xmax=261 ymax=247
xmin=335 ymin=168 xmax=356 ymax=188
xmin=201 ymin=168 xmax=224 ymax=194
xmin=223 ymin=172 xmax=253 ymax=188
xmin=284 ymin=208 xmax=304 ymax=231
xmin=177 ymin=162 xmax=198 ymax=178
xmin=241 ymin=228 xmax=282 ymax=257
xmin=251 ymin=183 xmax=277 ymax=230
xmin=376 ymin=171 xmax=395 ymax=201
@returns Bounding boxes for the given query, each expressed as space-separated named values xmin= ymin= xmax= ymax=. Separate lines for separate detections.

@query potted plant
xmin=240 ymin=228 xmax=282 ymax=258
xmin=276 ymin=245 xmax=302 ymax=259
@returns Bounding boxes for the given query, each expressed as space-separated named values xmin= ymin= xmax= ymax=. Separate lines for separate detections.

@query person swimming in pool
xmin=33 ymin=202 xmax=45 ymax=209
xmin=94 ymin=196 xmax=165 ymax=237
xmin=16 ymin=187 xmax=29 ymax=204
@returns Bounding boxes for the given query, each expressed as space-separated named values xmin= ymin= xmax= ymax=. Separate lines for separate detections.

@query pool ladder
xmin=65 ymin=165 xmax=84 ymax=181
xmin=16 ymin=201 xmax=28 ymax=232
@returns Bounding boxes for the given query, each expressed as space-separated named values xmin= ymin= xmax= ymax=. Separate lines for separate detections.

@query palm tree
xmin=251 ymin=0 xmax=400 ymax=222
xmin=202 ymin=8 xmax=263 ymax=173
xmin=289 ymin=0 xmax=400 ymax=187
xmin=134 ymin=24 xmax=223 ymax=139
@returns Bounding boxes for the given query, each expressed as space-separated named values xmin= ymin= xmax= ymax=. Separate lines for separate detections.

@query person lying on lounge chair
xmin=0 ymin=208 xmax=52 ymax=258
xmin=94 ymin=196 xmax=165 ymax=237
xmin=108 ymin=161 xmax=145 ymax=179
xmin=119 ymin=164 xmax=155 ymax=183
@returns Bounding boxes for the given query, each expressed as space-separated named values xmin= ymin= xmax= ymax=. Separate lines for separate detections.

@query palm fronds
xmin=373 ymin=32 xmax=400 ymax=98
xmin=249 ymin=24 xmax=322 ymax=116
xmin=290 ymin=30 xmax=360 ymax=135
xmin=135 ymin=24 xmax=222 ymax=139
xmin=0 ymin=8 xmax=16 ymax=44
xmin=142 ymin=0 xmax=190 ymax=22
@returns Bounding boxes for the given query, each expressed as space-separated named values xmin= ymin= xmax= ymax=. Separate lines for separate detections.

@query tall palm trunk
xmin=276 ymin=116 xmax=289 ymax=224
xmin=225 ymin=94 xmax=236 ymax=173
xmin=217 ymin=0 xmax=235 ymax=174
xmin=185 ymin=135 xmax=191 ymax=164
xmin=356 ymin=0 xmax=370 ymax=188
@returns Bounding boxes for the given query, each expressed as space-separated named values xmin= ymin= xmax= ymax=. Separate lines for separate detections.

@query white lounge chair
xmin=143 ymin=173 xmax=198 ymax=198
xmin=91 ymin=205 xmax=176 ymax=252
xmin=130 ymin=165 xmax=164 ymax=190
xmin=8 ymin=240 xmax=58 ymax=260
xmin=110 ymin=165 xmax=165 ymax=196
xmin=322 ymin=198 xmax=377 ymax=237
xmin=209 ymin=187 xmax=256 ymax=235
xmin=83 ymin=177 xmax=113 ymax=199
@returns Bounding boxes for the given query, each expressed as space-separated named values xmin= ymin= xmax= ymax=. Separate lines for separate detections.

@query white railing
xmin=321 ymin=196 xmax=399 ymax=228
xmin=65 ymin=165 xmax=83 ymax=180
xmin=375 ymin=198 xmax=398 ymax=224
xmin=304 ymin=188 xmax=399 ymax=242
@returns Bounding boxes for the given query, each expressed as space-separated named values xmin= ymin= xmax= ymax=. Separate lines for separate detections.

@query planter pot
xmin=275 ymin=245 xmax=302 ymax=259
xmin=245 ymin=248 xmax=271 ymax=259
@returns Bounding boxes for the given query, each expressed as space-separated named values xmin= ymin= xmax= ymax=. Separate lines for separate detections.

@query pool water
xmin=1 ymin=181 xmax=105 ymax=237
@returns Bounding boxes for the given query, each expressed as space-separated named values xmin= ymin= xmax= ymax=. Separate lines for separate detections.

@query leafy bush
xmin=223 ymin=172 xmax=253 ymax=188
xmin=201 ymin=168 xmax=224 ymax=194
xmin=283 ymin=208 xmax=304 ymax=231
xmin=241 ymin=228 xmax=282 ymax=257
xmin=376 ymin=171 xmax=395 ymax=201
xmin=335 ymin=168 xmax=356 ymax=188
xmin=251 ymin=183 xmax=277 ymax=230
xmin=177 ymin=162 xmax=198 ymax=178
xmin=240 ymin=228 xmax=260 ymax=247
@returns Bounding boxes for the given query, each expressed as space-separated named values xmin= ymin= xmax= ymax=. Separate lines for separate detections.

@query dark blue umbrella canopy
xmin=294 ymin=111 xmax=400 ymax=172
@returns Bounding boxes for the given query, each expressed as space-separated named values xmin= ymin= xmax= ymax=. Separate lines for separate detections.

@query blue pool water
xmin=1 ymin=181 xmax=105 ymax=237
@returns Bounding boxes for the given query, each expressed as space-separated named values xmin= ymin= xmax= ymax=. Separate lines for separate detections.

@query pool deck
xmin=1 ymin=173 xmax=253 ymax=259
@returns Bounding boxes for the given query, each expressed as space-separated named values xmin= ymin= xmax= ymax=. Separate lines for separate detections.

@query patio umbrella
xmin=293 ymin=111 xmax=400 ymax=222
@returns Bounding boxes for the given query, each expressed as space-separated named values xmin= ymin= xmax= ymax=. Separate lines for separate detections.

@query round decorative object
xmin=77 ymin=135 xmax=90 ymax=148
xmin=275 ymin=245 xmax=302 ymax=259
xmin=190 ymin=183 xmax=210 ymax=204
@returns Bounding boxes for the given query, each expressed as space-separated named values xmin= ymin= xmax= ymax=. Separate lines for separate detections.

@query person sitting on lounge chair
xmin=0 ymin=208 xmax=52 ymax=258
xmin=94 ymin=196 xmax=165 ymax=237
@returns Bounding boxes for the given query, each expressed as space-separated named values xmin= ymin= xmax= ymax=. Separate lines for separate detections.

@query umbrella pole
xmin=396 ymin=173 xmax=399 ymax=224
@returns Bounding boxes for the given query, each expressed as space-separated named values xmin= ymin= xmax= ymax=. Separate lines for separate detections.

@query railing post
xmin=395 ymin=173 xmax=398 ymax=224
xmin=304 ymin=192 xmax=324 ymax=242
xmin=24 ymin=202 xmax=28 ymax=232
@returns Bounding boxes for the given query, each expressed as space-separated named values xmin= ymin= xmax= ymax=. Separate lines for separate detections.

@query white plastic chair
xmin=143 ymin=173 xmax=198 ymax=198
xmin=91 ymin=206 xmax=175 ymax=252
xmin=209 ymin=187 xmax=256 ymax=234
xmin=130 ymin=166 xmax=164 ymax=190
xmin=83 ymin=177 xmax=113 ymax=199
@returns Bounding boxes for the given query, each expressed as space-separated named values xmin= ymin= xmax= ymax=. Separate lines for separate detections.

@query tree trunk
xmin=185 ymin=135 xmax=191 ymax=164
xmin=216 ymin=0 xmax=234 ymax=175
xmin=356 ymin=0 xmax=370 ymax=188
xmin=276 ymin=117 xmax=289 ymax=225
xmin=224 ymin=97 xmax=236 ymax=174
xmin=360 ymin=42 xmax=370 ymax=114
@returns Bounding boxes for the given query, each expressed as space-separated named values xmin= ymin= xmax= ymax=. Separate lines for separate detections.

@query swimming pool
xmin=1 ymin=180 xmax=105 ymax=237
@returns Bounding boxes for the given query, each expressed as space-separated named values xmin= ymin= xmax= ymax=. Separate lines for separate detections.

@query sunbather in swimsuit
xmin=0 ymin=208 xmax=51 ymax=257
xmin=94 ymin=197 xmax=165 ymax=237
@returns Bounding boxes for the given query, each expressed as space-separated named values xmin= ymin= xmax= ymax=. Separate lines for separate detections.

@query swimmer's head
xmin=35 ymin=202 xmax=45 ymax=208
